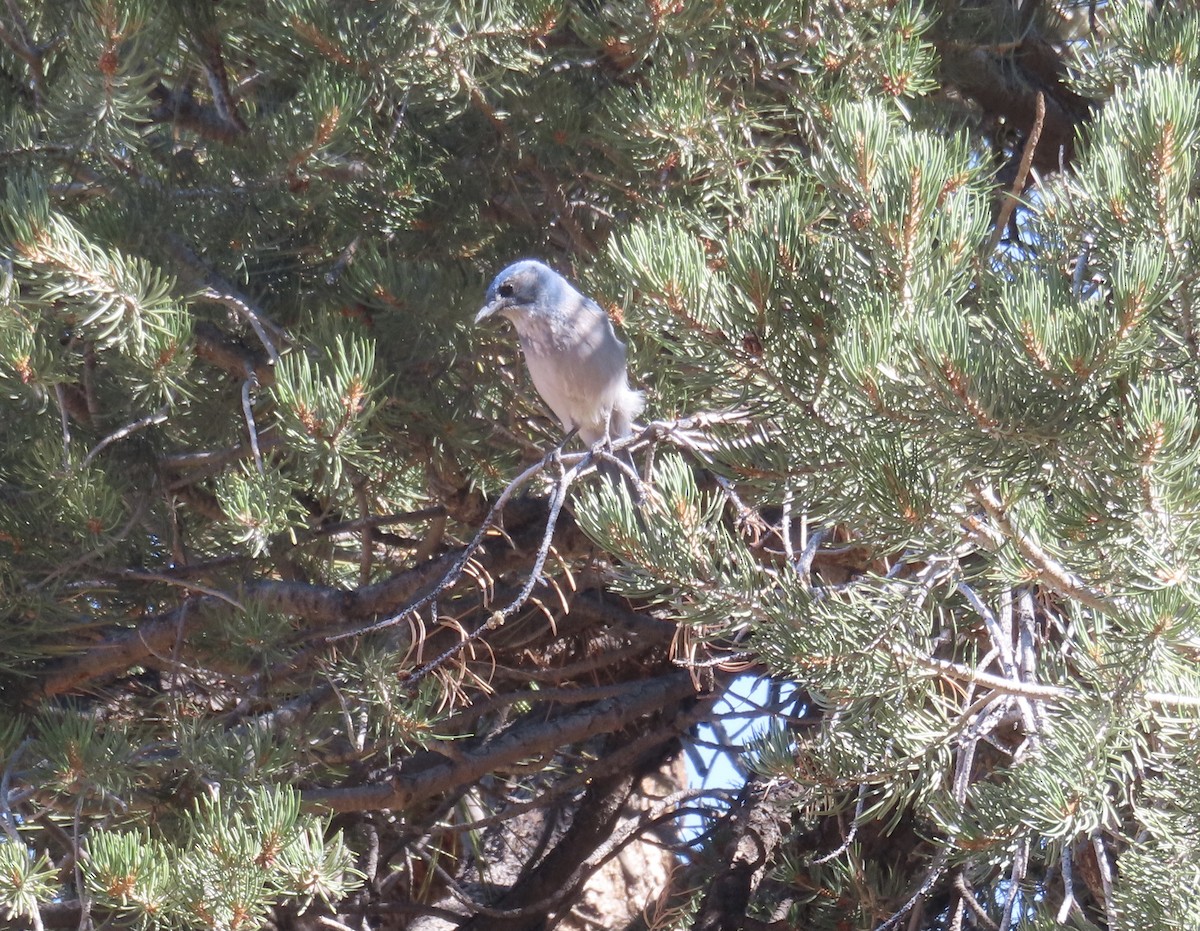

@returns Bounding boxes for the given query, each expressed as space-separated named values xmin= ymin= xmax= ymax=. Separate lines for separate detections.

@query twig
xmin=306 ymin=507 xmax=446 ymax=536
xmin=674 ymin=651 xmax=754 ymax=669
xmin=328 ymin=412 xmax=733 ymax=645
xmin=957 ymin=581 xmax=1017 ymax=678
xmin=889 ymin=643 xmax=1071 ymax=701
xmin=352 ymin=476 xmax=374 ymax=585
xmin=895 ymin=635 xmax=1200 ymax=710
xmin=328 ymin=454 xmax=561 ymax=642
xmin=985 ymin=91 xmax=1045 ymax=255
xmin=196 ymin=28 xmax=248 ymax=137
xmin=240 ymin=376 xmax=264 ymax=474
xmin=112 ymin=570 xmax=246 ymax=611
xmin=958 ymin=581 xmax=1038 ymax=738
xmin=314 ymin=917 xmax=358 ymax=931
xmin=1056 ymin=844 xmax=1078 ymax=923
xmin=325 ymin=234 xmax=362 ymax=285
xmin=870 ymin=851 xmax=948 ymax=931
xmin=0 ymin=0 xmax=47 ymax=109
xmin=952 ymin=872 xmax=1000 ymax=931
xmin=811 ymin=783 xmax=866 ymax=864
xmin=193 ymin=319 xmax=274 ymax=385
xmin=165 ymin=234 xmax=287 ymax=361
xmin=1071 ymin=233 xmax=1095 ymax=299
xmin=1013 ymin=586 xmax=1046 ymax=754
xmin=161 ymin=436 xmax=281 ymax=486
xmin=52 ymin=384 xmax=71 ymax=470
xmin=794 ymin=526 xmax=826 ymax=588
xmin=969 ymin=482 xmax=1116 ymax=615
xmin=997 ymin=836 xmax=1029 ymax=931
xmin=1091 ymin=833 xmax=1118 ymax=928
xmin=399 ymin=450 xmax=582 ymax=690
xmin=712 ymin=472 xmax=768 ymax=537
xmin=780 ymin=487 xmax=797 ymax=562
xmin=72 ymin=791 xmax=87 ymax=931
xmin=82 ymin=405 xmax=170 ymax=468
xmin=0 ymin=738 xmax=29 ymax=842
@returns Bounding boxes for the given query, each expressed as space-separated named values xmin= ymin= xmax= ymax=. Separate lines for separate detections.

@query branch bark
xmin=304 ymin=671 xmax=700 ymax=814
xmin=36 ymin=551 xmax=460 ymax=698
xmin=691 ymin=777 xmax=786 ymax=931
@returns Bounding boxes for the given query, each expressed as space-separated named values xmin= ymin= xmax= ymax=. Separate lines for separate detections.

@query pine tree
xmin=1 ymin=1 xmax=1198 ymax=930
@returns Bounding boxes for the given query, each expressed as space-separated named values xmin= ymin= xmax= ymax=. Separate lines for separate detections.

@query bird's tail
xmin=607 ymin=387 xmax=645 ymax=440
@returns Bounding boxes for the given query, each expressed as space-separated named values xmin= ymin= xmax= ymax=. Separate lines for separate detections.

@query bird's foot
xmin=542 ymin=427 xmax=579 ymax=470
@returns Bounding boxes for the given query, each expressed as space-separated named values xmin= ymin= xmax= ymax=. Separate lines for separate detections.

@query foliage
xmin=1 ymin=1 xmax=1199 ymax=930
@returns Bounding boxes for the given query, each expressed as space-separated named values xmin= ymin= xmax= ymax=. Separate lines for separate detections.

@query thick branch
xmin=304 ymin=671 xmax=699 ymax=813
xmin=36 ymin=551 xmax=459 ymax=698
xmin=457 ymin=763 xmax=640 ymax=930
xmin=692 ymin=777 xmax=786 ymax=931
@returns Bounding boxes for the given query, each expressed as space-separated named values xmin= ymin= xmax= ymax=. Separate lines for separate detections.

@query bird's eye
xmin=498 ymin=283 xmax=514 ymax=298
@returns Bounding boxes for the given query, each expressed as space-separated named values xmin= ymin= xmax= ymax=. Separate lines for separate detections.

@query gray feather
xmin=475 ymin=260 xmax=643 ymax=447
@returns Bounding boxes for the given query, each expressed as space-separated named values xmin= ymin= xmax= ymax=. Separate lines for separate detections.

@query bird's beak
xmin=474 ymin=301 xmax=501 ymax=325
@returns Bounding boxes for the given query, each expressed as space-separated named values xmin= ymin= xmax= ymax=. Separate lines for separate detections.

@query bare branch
xmin=36 ymin=551 xmax=459 ymax=698
xmin=165 ymin=234 xmax=287 ymax=361
xmin=985 ymin=91 xmax=1045 ymax=254
xmin=82 ymin=405 xmax=170 ymax=468
xmin=969 ymin=482 xmax=1116 ymax=615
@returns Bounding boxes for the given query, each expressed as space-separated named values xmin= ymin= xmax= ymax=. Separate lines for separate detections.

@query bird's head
xmin=474 ymin=260 xmax=563 ymax=326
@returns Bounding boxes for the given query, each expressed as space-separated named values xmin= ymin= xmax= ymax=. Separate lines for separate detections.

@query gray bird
xmin=475 ymin=260 xmax=643 ymax=449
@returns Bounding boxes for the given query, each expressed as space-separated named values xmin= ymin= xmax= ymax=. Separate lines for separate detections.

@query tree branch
xmin=36 ymin=550 xmax=459 ymax=698
xmin=969 ymin=482 xmax=1116 ymax=615
xmin=304 ymin=671 xmax=699 ymax=813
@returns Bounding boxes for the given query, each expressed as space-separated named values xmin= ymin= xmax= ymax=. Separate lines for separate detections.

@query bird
xmin=475 ymin=260 xmax=644 ymax=452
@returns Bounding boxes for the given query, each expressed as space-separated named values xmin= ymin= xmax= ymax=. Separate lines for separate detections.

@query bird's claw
xmin=543 ymin=426 xmax=578 ymax=470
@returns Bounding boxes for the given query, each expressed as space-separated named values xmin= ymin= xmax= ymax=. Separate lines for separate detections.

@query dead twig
xmin=985 ymin=91 xmax=1045 ymax=255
